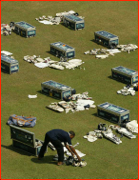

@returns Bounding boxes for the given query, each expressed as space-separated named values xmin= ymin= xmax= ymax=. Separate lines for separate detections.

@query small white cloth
xmin=66 ymin=149 xmax=86 ymax=157
xmin=38 ymin=20 xmax=53 ymax=25
xmin=28 ymin=94 xmax=37 ymax=98
xmin=83 ymin=135 xmax=97 ymax=142
xmin=107 ymin=49 xmax=121 ymax=54
xmin=49 ymin=63 xmax=64 ymax=70
xmin=60 ymin=59 xmax=83 ymax=69
xmin=36 ymin=58 xmax=44 ymax=62
xmin=76 ymin=100 xmax=95 ymax=111
xmin=126 ymin=120 xmax=138 ymax=133
xmin=87 ymin=136 xmax=97 ymax=142
xmin=77 ymin=99 xmax=94 ymax=105
xmin=76 ymin=106 xmax=85 ymax=111
xmin=1 ymin=50 xmax=13 ymax=56
xmin=75 ymin=150 xmax=86 ymax=157
xmin=34 ymin=63 xmax=49 ymax=68
xmin=68 ymin=59 xmax=82 ymax=63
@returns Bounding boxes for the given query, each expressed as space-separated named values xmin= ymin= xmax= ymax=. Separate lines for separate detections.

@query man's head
xmin=69 ymin=131 xmax=75 ymax=139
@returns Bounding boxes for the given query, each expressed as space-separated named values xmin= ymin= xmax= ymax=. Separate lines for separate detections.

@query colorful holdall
xmin=7 ymin=114 xmax=36 ymax=127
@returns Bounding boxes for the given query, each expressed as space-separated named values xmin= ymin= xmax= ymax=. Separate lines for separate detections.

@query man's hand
xmin=76 ymin=154 xmax=81 ymax=162
xmin=65 ymin=144 xmax=81 ymax=162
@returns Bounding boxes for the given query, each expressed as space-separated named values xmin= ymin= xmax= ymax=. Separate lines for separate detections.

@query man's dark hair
xmin=69 ymin=131 xmax=75 ymax=136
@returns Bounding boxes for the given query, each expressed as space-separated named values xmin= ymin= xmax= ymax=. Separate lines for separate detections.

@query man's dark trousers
xmin=39 ymin=133 xmax=64 ymax=162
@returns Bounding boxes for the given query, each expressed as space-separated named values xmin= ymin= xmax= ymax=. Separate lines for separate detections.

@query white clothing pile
xmin=117 ymin=86 xmax=136 ymax=96
xmin=34 ymin=62 xmax=49 ymax=68
xmin=126 ymin=120 xmax=138 ymax=133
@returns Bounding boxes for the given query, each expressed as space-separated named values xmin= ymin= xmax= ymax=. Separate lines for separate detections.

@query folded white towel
xmin=28 ymin=94 xmax=37 ymax=98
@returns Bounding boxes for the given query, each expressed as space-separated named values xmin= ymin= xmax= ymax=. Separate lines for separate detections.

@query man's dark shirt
xmin=46 ymin=129 xmax=72 ymax=146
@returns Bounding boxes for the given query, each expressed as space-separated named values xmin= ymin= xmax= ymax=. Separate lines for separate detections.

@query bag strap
xmin=12 ymin=116 xmax=34 ymax=126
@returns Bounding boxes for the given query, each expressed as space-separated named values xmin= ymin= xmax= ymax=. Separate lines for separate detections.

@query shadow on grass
xmin=12 ymin=32 xmax=26 ymax=38
xmin=90 ymin=39 xmax=102 ymax=46
xmin=37 ymin=90 xmax=59 ymax=97
xmin=107 ymin=76 xmax=127 ymax=85
xmin=45 ymin=51 xmax=66 ymax=61
xmin=90 ymin=39 xmax=96 ymax=43
xmin=1 ymin=144 xmax=32 ymax=156
xmin=46 ymin=50 xmax=51 ymax=54
xmin=36 ymin=90 xmax=63 ymax=102
xmin=60 ymin=23 xmax=75 ymax=31
xmin=45 ymin=51 xmax=58 ymax=59
xmin=37 ymin=90 xmax=43 ymax=94
xmin=36 ymin=90 xmax=51 ymax=97
xmin=92 ymin=112 xmax=98 ymax=117
xmin=108 ymin=75 xmax=113 ymax=80
xmin=1 ymin=70 xmax=9 ymax=74
xmin=90 ymin=39 xmax=109 ymax=49
xmin=31 ymin=155 xmax=57 ymax=165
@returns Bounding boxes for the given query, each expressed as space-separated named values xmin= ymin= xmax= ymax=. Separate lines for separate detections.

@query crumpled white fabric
xmin=76 ymin=105 xmax=85 ymax=111
xmin=83 ymin=131 xmax=98 ymax=142
xmin=126 ymin=120 xmax=138 ymax=133
xmin=38 ymin=20 xmax=53 ymax=25
xmin=49 ymin=63 xmax=64 ymax=70
xmin=76 ymin=99 xmax=95 ymax=111
xmin=66 ymin=149 xmax=86 ymax=157
xmin=87 ymin=135 xmax=97 ymax=142
xmin=59 ymin=59 xmax=84 ymax=70
xmin=106 ymin=49 xmax=121 ymax=54
xmin=77 ymin=99 xmax=95 ymax=106
xmin=28 ymin=94 xmax=37 ymax=98
xmin=34 ymin=62 xmax=49 ymax=68
xmin=1 ymin=50 xmax=13 ymax=56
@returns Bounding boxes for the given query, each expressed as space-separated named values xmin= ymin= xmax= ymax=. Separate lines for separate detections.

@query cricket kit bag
xmin=7 ymin=114 xmax=36 ymax=127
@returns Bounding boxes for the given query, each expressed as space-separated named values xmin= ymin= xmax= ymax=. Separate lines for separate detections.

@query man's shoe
xmin=57 ymin=162 xmax=64 ymax=166
xmin=38 ymin=156 xmax=43 ymax=160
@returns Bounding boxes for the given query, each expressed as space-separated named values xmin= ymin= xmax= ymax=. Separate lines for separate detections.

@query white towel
xmin=28 ymin=94 xmax=37 ymax=98
xmin=38 ymin=20 xmax=53 ymax=25
xmin=34 ymin=63 xmax=49 ymax=68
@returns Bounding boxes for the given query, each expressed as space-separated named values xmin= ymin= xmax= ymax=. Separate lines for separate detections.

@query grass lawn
xmin=1 ymin=1 xmax=138 ymax=179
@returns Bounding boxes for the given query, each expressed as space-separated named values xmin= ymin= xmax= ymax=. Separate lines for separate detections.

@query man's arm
xmin=65 ymin=144 xmax=81 ymax=162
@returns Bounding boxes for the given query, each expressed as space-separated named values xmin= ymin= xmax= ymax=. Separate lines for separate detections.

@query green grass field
xmin=1 ymin=1 xmax=138 ymax=179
